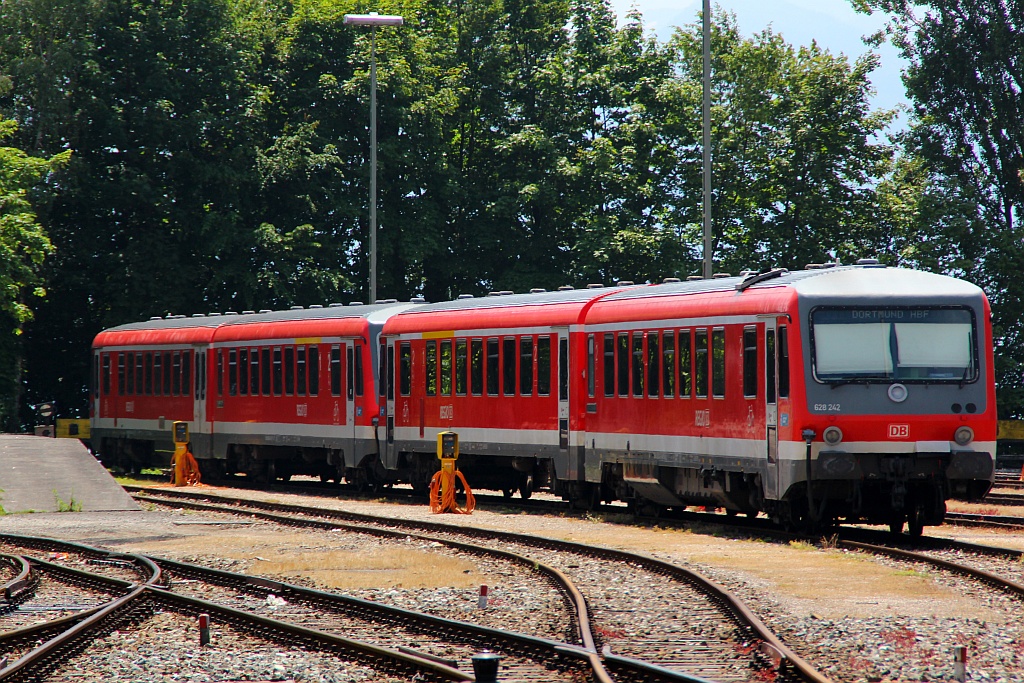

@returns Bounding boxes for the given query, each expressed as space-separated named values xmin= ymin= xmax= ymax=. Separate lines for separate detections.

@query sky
xmin=606 ymin=0 xmax=909 ymax=119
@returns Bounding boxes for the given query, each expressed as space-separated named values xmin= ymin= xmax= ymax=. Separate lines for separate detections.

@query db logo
xmin=888 ymin=424 xmax=910 ymax=438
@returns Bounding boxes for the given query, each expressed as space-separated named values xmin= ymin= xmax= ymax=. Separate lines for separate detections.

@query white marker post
xmin=478 ymin=584 xmax=488 ymax=609
xmin=953 ymin=646 xmax=967 ymax=682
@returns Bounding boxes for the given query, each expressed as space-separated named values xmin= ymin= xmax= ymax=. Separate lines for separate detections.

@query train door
xmin=346 ymin=344 xmax=356 ymax=437
xmin=92 ymin=351 xmax=101 ymax=418
xmin=192 ymin=345 xmax=210 ymax=455
xmin=764 ymin=321 xmax=780 ymax=500
xmin=385 ymin=338 xmax=397 ymax=469
xmin=557 ymin=330 xmax=571 ymax=458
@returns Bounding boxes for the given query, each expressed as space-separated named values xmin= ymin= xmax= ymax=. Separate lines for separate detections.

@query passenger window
xmin=426 ymin=340 xmax=437 ymax=396
xmin=250 ymin=348 xmax=260 ymax=396
xmin=519 ymin=337 xmax=533 ymax=396
xmin=118 ymin=353 xmax=126 ymax=396
xmin=603 ymin=334 xmax=614 ymax=397
xmin=163 ymin=352 xmax=172 ymax=395
xmin=632 ymin=332 xmax=644 ymax=397
xmin=153 ymin=353 xmax=163 ymax=395
xmin=778 ymin=326 xmax=790 ymax=399
xmin=387 ymin=343 xmax=395 ymax=400
xmin=297 ymin=346 xmax=307 ymax=396
xmin=135 ymin=353 xmax=144 ymax=395
xmin=261 ymin=348 xmax=271 ymax=396
xmin=558 ymin=336 xmax=568 ymax=401
xmin=694 ymin=330 xmax=708 ymax=398
xmin=537 ymin=336 xmax=551 ymax=396
xmin=470 ymin=339 xmax=483 ymax=395
xmin=331 ymin=345 xmax=342 ymax=397
xmin=503 ymin=338 xmax=516 ymax=396
xmin=662 ymin=331 xmax=675 ymax=397
xmin=587 ymin=335 xmax=595 ymax=398
xmin=711 ymin=328 xmax=725 ymax=398
xmin=309 ymin=346 xmax=319 ymax=396
xmin=272 ymin=347 xmax=282 ymax=396
xmin=440 ymin=340 xmax=452 ymax=396
xmin=354 ymin=345 xmax=363 ymax=396
xmin=182 ymin=350 xmax=191 ymax=397
xmin=144 ymin=353 xmax=153 ymax=395
xmin=647 ymin=332 xmax=660 ymax=397
xmin=455 ymin=339 xmax=467 ymax=396
xmin=238 ymin=349 xmax=248 ymax=395
xmin=617 ymin=333 xmax=629 ymax=397
xmin=216 ymin=351 xmax=223 ymax=397
xmin=102 ymin=354 xmax=111 ymax=396
xmin=766 ymin=330 xmax=776 ymax=404
xmin=284 ymin=346 xmax=295 ymax=395
xmin=743 ymin=327 xmax=758 ymax=398
xmin=399 ymin=341 xmax=412 ymax=396
xmin=347 ymin=346 xmax=354 ymax=400
xmin=486 ymin=338 xmax=499 ymax=396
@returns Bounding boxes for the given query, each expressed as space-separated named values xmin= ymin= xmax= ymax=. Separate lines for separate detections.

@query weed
xmin=787 ymin=540 xmax=816 ymax=551
xmin=892 ymin=569 xmax=930 ymax=579
xmin=819 ymin=534 xmax=840 ymax=550
xmin=53 ymin=489 xmax=82 ymax=513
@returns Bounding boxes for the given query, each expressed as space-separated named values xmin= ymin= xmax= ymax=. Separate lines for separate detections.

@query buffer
xmin=0 ymin=435 xmax=138 ymax=513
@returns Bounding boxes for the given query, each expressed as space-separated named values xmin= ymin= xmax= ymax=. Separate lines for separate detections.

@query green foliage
xmin=53 ymin=489 xmax=82 ymax=512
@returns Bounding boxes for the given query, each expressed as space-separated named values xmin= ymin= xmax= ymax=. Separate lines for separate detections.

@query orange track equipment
xmin=429 ymin=467 xmax=475 ymax=514
xmin=171 ymin=449 xmax=202 ymax=486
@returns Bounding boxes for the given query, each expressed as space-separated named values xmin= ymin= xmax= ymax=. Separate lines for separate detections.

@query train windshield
xmin=811 ymin=307 xmax=977 ymax=383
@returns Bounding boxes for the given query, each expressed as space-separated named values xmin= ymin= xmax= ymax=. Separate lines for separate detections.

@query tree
xmin=0 ymin=117 xmax=68 ymax=429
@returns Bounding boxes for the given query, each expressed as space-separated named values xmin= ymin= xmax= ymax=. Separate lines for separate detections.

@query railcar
xmin=91 ymin=303 xmax=412 ymax=486
xmin=91 ymin=262 xmax=996 ymax=534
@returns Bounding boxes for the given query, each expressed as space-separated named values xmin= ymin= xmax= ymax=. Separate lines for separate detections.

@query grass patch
xmin=53 ymin=489 xmax=82 ymax=512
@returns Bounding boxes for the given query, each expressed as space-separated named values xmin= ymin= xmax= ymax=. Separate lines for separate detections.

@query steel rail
xmin=147 ymin=587 xmax=473 ymax=681
xmin=132 ymin=487 xmax=833 ymax=683
xmin=839 ymin=540 xmax=1024 ymax=598
xmin=0 ymin=555 xmax=32 ymax=603
xmin=155 ymin=554 xmax=610 ymax=682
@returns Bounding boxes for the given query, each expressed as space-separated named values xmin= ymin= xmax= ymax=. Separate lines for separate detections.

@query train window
xmin=128 ymin=354 xmax=136 ymax=395
xmin=537 ymin=336 xmax=551 ymax=396
xmin=558 ymin=336 xmax=568 ymax=401
xmin=455 ymin=340 xmax=468 ymax=396
xmin=153 ymin=353 xmax=163 ymax=395
xmin=743 ymin=327 xmax=758 ymax=398
xmin=632 ymin=333 xmax=644 ymax=397
xmin=331 ymin=345 xmax=342 ymax=397
xmin=647 ymin=332 xmax=660 ymax=397
xmin=587 ymin=335 xmax=595 ymax=398
xmin=216 ymin=351 xmax=223 ymax=396
xmin=144 ymin=353 xmax=153 ymax=395
xmin=470 ymin=339 xmax=483 ymax=395
xmin=603 ymin=334 xmax=614 ymax=397
xmin=347 ymin=346 xmax=354 ymax=400
xmin=778 ymin=327 xmax=790 ymax=398
xmin=102 ymin=354 xmax=111 ymax=396
xmin=309 ymin=346 xmax=319 ymax=396
xmin=616 ymin=333 xmax=629 ymax=397
xmin=379 ymin=341 xmax=387 ymax=397
xmin=228 ymin=349 xmax=237 ymax=396
xmin=354 ymin=345 xmax=363 ymax=397
xmin=519 ymin=337 xmax=533 ymax=397
xmin=694 ymin=330 xmax=708 ymax=398
xmin=441 ymin=340 xmax=452 ymax=396
xmin=662 ymin=331 xmax=675 ymax=397
xmin=118 ymin=353 xmax=125 ymax=396
xmin=193 ymin=352 xmax=200 ymax=399
xmin=766 ymin=330 xmax=776 ymax=403
xmin=297 ymin=346 xmax=307 ymax=396
xmin=172 ymin=352 xmax=181 ymax=396
xmin=272 ymin=347 xmax=283 ymax=396
xmin=238 ymin=349 xmax=249 ymax=395
xmin=426 ymin=340 xmax=437 ymax=396
xmin=387 ymin=343 xmax=395 ymax=400
xmin=92 ymin=354 xmax=98 ymax=399
xmin=198 ymin=352 xmax=205 ymax=400
xmin=503 ymin=338 xmax=515 ymax=396
xmin=284 ymin=346 xmax=295 ymax=395
xmin=182 ymin=350 xmax=191 ymax=397
xmin=711 ymin=329 xmax=725 ymax=398
xmin=163 ymin=352 xmax=172 ymax=395
xmin=399 ymin=341 xmax=412 ymax=396
xmin=249 ymin=348 xmax=260 ymax=396
xmin=486 ymin=338 xmax=499 ymax=396
xmin=679 ymin=330 xmax=692 ymax=397
xmin=135 ymin=353 xmax=144 ymax=395
xmin=261 ymin=348 xmax=271 ymax=396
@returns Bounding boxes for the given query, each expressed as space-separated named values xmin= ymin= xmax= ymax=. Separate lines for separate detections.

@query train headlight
xmin=954 ymin=426 xmax=974 ymax=446
xmin=823 ymin=426 xmax=843 ymax=446
xmin=887 ymin=383 xmax=908 ymax=403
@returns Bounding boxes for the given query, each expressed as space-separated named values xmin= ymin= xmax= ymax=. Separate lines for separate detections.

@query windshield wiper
xmin=828 ymin=379 xmax=873 ymax=389
xmin=959 ymin=364 xmax=974 ymax=388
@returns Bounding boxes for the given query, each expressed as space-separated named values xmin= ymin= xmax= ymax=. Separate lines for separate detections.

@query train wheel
xmin=518 ymin=475 xmax=534 ymax=500
xmin=502 ymin=487 xmax=515 ymax=499
xmin=908 ymin=508 xmax=925 ymax=537
xmin=888 ymin=517 xmax=906 ymax=535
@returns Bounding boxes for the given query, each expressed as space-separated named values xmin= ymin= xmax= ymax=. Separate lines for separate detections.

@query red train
xmin=91 ymin=263 xmax=996 ymax=533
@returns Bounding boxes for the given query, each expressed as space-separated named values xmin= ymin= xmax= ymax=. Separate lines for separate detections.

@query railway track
xmin=128 ymin=485 xmax=834 ymax=683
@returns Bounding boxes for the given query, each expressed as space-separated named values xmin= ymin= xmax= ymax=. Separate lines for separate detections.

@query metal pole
xmin=369 ymin=26 xmax=378 ymax=304
xmin=702 ymin=0 xmax=712 ymax=279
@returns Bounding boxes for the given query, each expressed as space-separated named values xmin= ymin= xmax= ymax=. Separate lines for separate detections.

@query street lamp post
xmin=343 ymin=12 xmax=404 ymax=304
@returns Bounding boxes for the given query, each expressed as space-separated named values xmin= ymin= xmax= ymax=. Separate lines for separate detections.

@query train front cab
xmin=779 ymin=270 xmax=996 ymax=534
